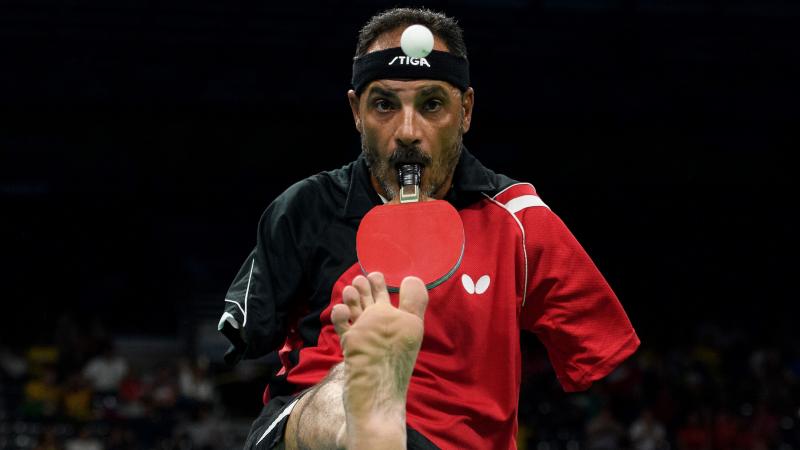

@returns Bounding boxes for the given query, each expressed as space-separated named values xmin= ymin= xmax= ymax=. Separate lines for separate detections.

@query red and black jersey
xmin=219 ymin=148 xmax=639 ymax=450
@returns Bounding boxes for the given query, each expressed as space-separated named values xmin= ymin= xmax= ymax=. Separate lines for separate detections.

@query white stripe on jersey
xmin=218 ymin=311 xmax=240 ymax=331
xmin=221 ymin=257 xmax=255 ymax=328
xmin=256 ymin=398 xmax=300 ymax=446
xmin=491 ymin=182 xmax=536 ymax=200
xmin=504 ymin=194 xmax=548 ymax=213
xmin=243 ymin=257 xmax=254 ymax=327
xmin=482 ymin=193 xmax=529 ymax=307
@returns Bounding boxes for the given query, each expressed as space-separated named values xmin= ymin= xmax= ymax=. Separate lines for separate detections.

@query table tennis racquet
xmin=356 ymin=164 xmax=465 ymax=292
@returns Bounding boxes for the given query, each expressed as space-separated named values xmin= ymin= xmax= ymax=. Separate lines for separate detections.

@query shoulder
xmin=257 ymin=159 xmax=356 ymax=238
xmin=476 ymin=168 xmax=566 ymax=242
xmin=454 ymin=149 xmax=551 ymax=217
xmin=479 ymin=167 xmax=548 ymax=213
xmin=266 ymin=159 xmax=355 ymax=218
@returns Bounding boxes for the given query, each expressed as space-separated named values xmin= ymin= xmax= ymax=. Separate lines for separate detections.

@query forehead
xmin=363 ymin=27 xmax=457 ymax=97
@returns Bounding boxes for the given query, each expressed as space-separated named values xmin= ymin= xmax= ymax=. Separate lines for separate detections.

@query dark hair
xmin=355 ymin=8 xmax=467 ymax=60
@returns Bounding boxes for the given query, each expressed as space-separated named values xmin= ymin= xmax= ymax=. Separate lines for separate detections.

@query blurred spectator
xmin=178 ymin=357 xmax=214 ymax=406
xmin=106 ymin=426 xmax=136 ymax=450
xmin=54 ymin=314 xmax=90 ymax=375
xmin=64 ymin=427 xmax=103 ymax=450
xmin=149 ymin=365 xmax=178 ymax=410
xmin=0 ymin=345 xmax=28 ymax=380
xmin=22 ymin=365 xmax=61 ymax=418
xmin=676 ymin=410 xmax=711 ymax=450
xmin=82 ymin=342 xmax=128 ymax=395
xmin=650 ymin=386 xmax=678 ymax=429
xmin=732 ymin=413 xmax=756 ymax=449
xmin=179 ymin=404 xmax=224 ymax=449
xmin=117 ymin=368 xmax=146 ymax=419
xmin=33 ymin=427 xmax=62 ymax=450
xmin=629 ymin=409 xmax=667 ymax=450
xmin=5 ymin=313 xmax=800 ymax=449
xmin=751 ymin=401 xmax=779 ymax=449
xmin=711 ymin=409 xmax=738 ymax=450
xmin=604 ymin=360 xmax=642 ymax=407
xmin=118 ymin=368 xmax=144 ymax=404
xmin=63 ymin=374 xmax=94 ymax=421
xmin=1 ymin=345 xmax=29 ymax=415
xmin=586 ymin=407 xmax=624 ymax=450
xmin=27 ymin=346 xmax=59 ymax=373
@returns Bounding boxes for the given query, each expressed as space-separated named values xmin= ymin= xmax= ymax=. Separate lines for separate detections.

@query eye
xmin=423 ymin=99 xmax=443 ymax=112
xmin=374 ymin=99 xmax=395 ymax=112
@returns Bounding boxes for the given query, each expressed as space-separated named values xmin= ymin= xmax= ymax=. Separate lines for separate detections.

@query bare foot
xmin=330 ymin=273 xmax=429 ymax=450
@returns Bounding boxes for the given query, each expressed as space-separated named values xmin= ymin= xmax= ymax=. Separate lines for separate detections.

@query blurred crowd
xmin=0 ymin=314 xmax=241 ymax=450
xmin=0 ymin=342 xmax=227 ymax=449
xmin=1 ymin=316 xmax=799 ymax=450
xmin=517 ymin=322 xmax=800 ymax=450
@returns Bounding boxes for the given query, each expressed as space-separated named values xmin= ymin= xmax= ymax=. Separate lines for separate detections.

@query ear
xmin=461 ymin=87 xmax=475 ymax=133
xmin=347 ymin=89 xmax=362 ymax=133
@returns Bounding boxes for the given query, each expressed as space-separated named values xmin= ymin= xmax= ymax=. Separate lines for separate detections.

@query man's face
xmin=348 ymin=30 xmax=474 ymax=201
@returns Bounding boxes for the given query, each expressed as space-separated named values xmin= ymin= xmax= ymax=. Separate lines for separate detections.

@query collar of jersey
xmin=343 ymin=146 xmax=496 ymax=219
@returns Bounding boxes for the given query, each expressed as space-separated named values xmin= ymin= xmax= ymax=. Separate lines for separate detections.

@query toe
xmin=352 ymin=275 xmax=375 ymax=307
xmin=332 ymin=304 xmax=352 ymax=337
xmin=398 ymin=276 xmax=429 ymax=320
xmin=342 ymin=285 xmax=363 ymax=321
xmin=367 ymin=272 xmax=391 ymax=304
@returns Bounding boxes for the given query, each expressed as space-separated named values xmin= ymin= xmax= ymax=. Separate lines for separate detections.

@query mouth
xmin=396 ymin=162 xmax=423 ymax=186
xmin=391 ymin=157 xmax=428 ymax=170
xmin=396 ymin=163 xmax=423 ymax=202
xmin=393 ymin=160 xmax=425 ymax=171
xmin=387 ymin=146 xmax=431 ymax=171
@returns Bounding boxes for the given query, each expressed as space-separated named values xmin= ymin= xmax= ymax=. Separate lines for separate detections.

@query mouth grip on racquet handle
xmin=398 ymin=164 xmax=421 ymax=203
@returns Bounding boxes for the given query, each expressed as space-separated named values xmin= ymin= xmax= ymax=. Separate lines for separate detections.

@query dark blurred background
xmin=1 ymin=0 xmax=798 ymax=449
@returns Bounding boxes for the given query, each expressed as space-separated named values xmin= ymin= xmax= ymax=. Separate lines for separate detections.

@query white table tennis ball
xmin=400 ymin=24 xmax=434 ymax=58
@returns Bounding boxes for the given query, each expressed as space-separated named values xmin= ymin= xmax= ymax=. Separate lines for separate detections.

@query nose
xmin=395 ymin=104 xmax=422 ymax=147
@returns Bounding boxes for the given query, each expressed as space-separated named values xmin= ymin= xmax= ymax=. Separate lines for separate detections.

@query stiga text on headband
xmin=352 ymin=47 xmax=470 ymax=95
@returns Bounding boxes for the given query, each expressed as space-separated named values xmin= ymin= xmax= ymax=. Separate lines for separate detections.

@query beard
xmin=362 ymin=131 xmax=464 ymax=201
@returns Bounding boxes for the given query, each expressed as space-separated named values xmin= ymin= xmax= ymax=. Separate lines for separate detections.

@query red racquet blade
xmin=356 ymin=200 xmax=465 ymax=292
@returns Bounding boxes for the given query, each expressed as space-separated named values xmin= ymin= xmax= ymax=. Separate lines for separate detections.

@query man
xmin=219 ymin=8 xmax=640 ymax=450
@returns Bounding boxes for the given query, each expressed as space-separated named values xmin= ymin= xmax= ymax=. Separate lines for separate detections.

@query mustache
xmin=387 ymin=145 xmax=432 ymax=168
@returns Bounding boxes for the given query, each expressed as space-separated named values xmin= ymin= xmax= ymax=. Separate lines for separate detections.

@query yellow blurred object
xmin=23 ymin=376 xmax=61 ymax=417
xmin=26 ymin=345 xmax=59 ymax=377
xmin=64 ymin=387 xmax=94 ymax=421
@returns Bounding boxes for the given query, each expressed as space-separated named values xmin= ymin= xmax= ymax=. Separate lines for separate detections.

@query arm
xmin=219 ymin=181 xmax=313 ymax=364
xmin=495 ymin=183 xmax=639 ymax=391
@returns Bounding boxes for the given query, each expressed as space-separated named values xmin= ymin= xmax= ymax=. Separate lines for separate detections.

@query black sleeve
xmin=218 ymin=180 xmax=314 ymax=365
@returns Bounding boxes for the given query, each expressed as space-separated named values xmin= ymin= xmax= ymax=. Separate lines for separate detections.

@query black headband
xmin=352 ymin=48 xmax=470 ymax=95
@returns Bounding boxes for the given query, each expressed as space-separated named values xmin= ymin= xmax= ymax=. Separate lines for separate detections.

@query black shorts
xmin=243 ymin=394 xmax=440 ymax=450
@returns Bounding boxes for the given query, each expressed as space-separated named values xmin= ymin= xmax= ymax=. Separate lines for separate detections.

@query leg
xmin=283 ymin=273 xmax=428 ymax=450
xmin=281 ymin=364 xmax=346 ymax=450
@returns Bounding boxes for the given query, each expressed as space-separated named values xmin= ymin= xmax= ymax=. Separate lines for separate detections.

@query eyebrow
xmin=366 ymin=86 xmax=399 ymax=99
xmin=419 ymin=85 xmax=448 ymax=97
xmin=366 ymin=84 xmax=450 ymax=99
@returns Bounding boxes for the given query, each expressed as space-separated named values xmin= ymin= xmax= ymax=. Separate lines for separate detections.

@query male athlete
xmin=218 ymin=8 xmax=640 ymax=450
